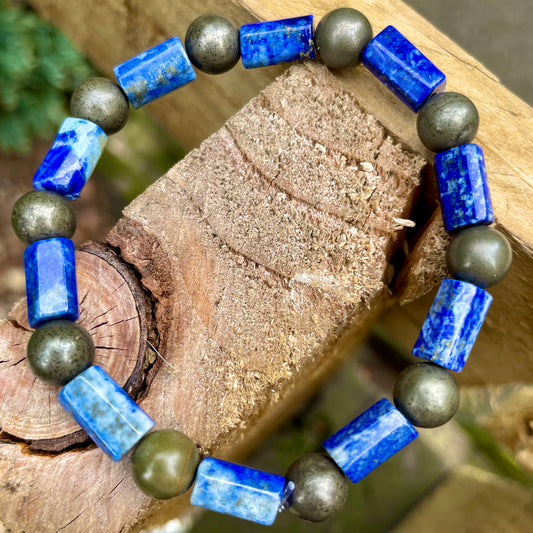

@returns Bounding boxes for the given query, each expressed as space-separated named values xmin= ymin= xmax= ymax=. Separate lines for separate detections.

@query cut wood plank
xmin=0 ymin=63 xmax=424 ymax=532
xmin=0 ymin=244 xmax=156 ymax=532
xmin=29 ymin=0 xmax=533 ymax=386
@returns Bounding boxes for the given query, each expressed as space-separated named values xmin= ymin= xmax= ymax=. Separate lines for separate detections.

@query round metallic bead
xmin=417 ymin=92 xmax=479 ymax=152
xmin=131 ymin=429 xmax=200 ymax=499
xmin=185 ymin=14 xmax=240 ymax=74
xmin=315 ymin=8 xmax=372 ymax=69
xmin=71 ymin=77 xmax=129 ymax=135
xmin=446 ymin=226 xmax=512 ymax=288
xmin=393 ymin=363 xmax=459 ymax=428
xmin=27 ymin=320 xmax=95 ymax=386
xmin=285 ymin=453 xmax=348 ymax=522
xmin=12 ymin=190 xmax=76 ymax=245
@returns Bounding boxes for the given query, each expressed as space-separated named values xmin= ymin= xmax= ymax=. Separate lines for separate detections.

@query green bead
xmin=27 ymin=320 xmax=94 ymax=386
xmin=12 ymin=191 xmax=76 ymax=245
xmin=71 ymin=77 xmax=129 ymax=135
xmin=393 ymin=363 xmax=459 ymax=428
xmin=286 ymin=453 xmax=348 ymax=522
xmin=131 ymin=429 xmax=200 ymax=499
xmin=417 ymin=92 xmax=479 ymax=152
xmin=315 ymin=8 xmax=372 ymax=69
xmin=185 ymin=14 xmax=240 ymax=74
xmin=446 ymin=226 xmax=512 ymax=288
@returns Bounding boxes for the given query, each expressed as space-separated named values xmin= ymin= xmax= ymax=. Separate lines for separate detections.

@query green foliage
xmin=0 ymin=1 xmax=94 ymax=152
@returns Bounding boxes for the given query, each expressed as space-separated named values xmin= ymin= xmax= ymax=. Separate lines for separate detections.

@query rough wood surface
xmin=0 ymin=244 xmax=153 ymax=450
xmin=29 ymin=0 xmax=533 ymax=386
xmin=107 ymin=62 xmax=424 ymax=453
xmin=0 ymin=244 xmax=157 ymax=532
xmin=0 ymin=63 xmax=424 ymax=532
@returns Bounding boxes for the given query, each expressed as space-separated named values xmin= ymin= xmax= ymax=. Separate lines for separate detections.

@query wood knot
xmin=0 ymin=244 xmax=155 ymax=453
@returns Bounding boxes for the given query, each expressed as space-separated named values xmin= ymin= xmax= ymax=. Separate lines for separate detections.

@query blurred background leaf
xmin=0 ymin=0 xmax=94 ymax=152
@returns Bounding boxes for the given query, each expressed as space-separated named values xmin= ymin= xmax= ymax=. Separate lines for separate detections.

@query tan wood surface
xmin=0 ymin=244 xmax=153 ymax=449
xmin=29 ymin=0 xmax=533 ymax=386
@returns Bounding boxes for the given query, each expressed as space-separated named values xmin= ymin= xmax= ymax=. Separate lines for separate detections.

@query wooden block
xmin=0 ymin=63 xmax=423 ymax=532
xmin=28 ymin=0 xmax=533 ymax=386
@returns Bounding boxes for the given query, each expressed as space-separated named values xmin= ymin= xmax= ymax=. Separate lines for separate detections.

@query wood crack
xmin=57 ymin=509 xmax=87 ymax=531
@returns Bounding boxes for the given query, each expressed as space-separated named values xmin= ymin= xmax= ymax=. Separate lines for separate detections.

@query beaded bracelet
xmin=10 ymin=7 xmax=513 ymax=527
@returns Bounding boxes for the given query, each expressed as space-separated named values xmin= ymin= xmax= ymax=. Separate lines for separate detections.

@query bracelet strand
xmin=11 ymin=7 xmax=512 ymax=526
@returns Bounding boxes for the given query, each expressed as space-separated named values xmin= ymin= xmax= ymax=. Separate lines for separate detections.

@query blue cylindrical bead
xmin=240 ymin=15 xmax=315 ymax=69
xmin=362 ymin=25 xmax=446 ymax=111
xmin=58 ymin=365 xmax=155 ymax=461
xmin=190 ymin=457 xmax=291 ymax=525
xmin=435 ymin=143 xmax=494 ymax=233
xmin=323 ymin=399 xmax=418 ymax=484
xmin=33 ymin=118 xmax=107 ymax=200
xmin=24 ymin=237 xmax=79 ymax=329
xmin=412 ymin=278 xmax=493 ymax=372
xmin=114 ymin=37 xmax=196 ymax=108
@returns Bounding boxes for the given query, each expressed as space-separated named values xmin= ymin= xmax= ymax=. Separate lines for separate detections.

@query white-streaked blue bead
xmin=58 ymin=365 xmax=154 ymax=461
xmin=113 ymin=37 xmax=196 ymax=109
xmin=435 ymin=144 xmax=494 ymax=233
xmin=24 ymin=237 xmax=78 ymax=329
xmin=412 ymin=278 xmax=492 ymax=372
xmin=323 ymin=398 xmax=418 ymax=484
xmin=362 ymin=25 xmax=446 ymax=112
xmin=240 ymin=15 xmax=315 ymax=69
xmin=33 ymin=118 xmax=107 ymax=200
xmin=190 ymin=457 xmax=289 ymax=525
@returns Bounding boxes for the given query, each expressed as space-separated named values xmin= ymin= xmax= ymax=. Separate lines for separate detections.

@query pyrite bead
xmin=27 ymin=320 xmax=94 ymax=386
xmin=393 ymin=363 xmax=459 ymax=428
xmin=12 ymin=191 xmax=76 ymax=245
xmin=417 ymin=92 xmax=479 ymax=152
xmin=315 ymin=8 xmax=372 ymax=69
xmin=446 ymin=226 xmax=512 ymax=288
xmin=185 ymin=14 xmax=240 ymax=74
xmin=71 ymin=78 xmax=129 ymax=135
xmin=286 ymin=453 xmax=348 ymax=522
xmin=131 ymin=429 xmax=199 ymax=499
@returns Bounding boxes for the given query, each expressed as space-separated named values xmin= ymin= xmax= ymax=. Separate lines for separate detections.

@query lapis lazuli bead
xmin=114 ymin=37 xmax=196 ymax=109
xmin=323 ymin=398 xmax=418 ymax=484
xmin=33 ymin=118 xmax=107 ymax=200
xmin=58 ymin=365 xmax=154 ymax=461
xmin=412 ymin=278 xmax=492 ymax=372
xmin=240 ymin=15 xmax=315 ymax=69
xmin=362 ymin=25 xmax=446 ymax=112
xmin=24 ymin=237 xmax=78 ymax=329
xmin=190 ymin=457 xmax=289 ymax=525
xmin=435 ymin=144 xmax=494 ymax=233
